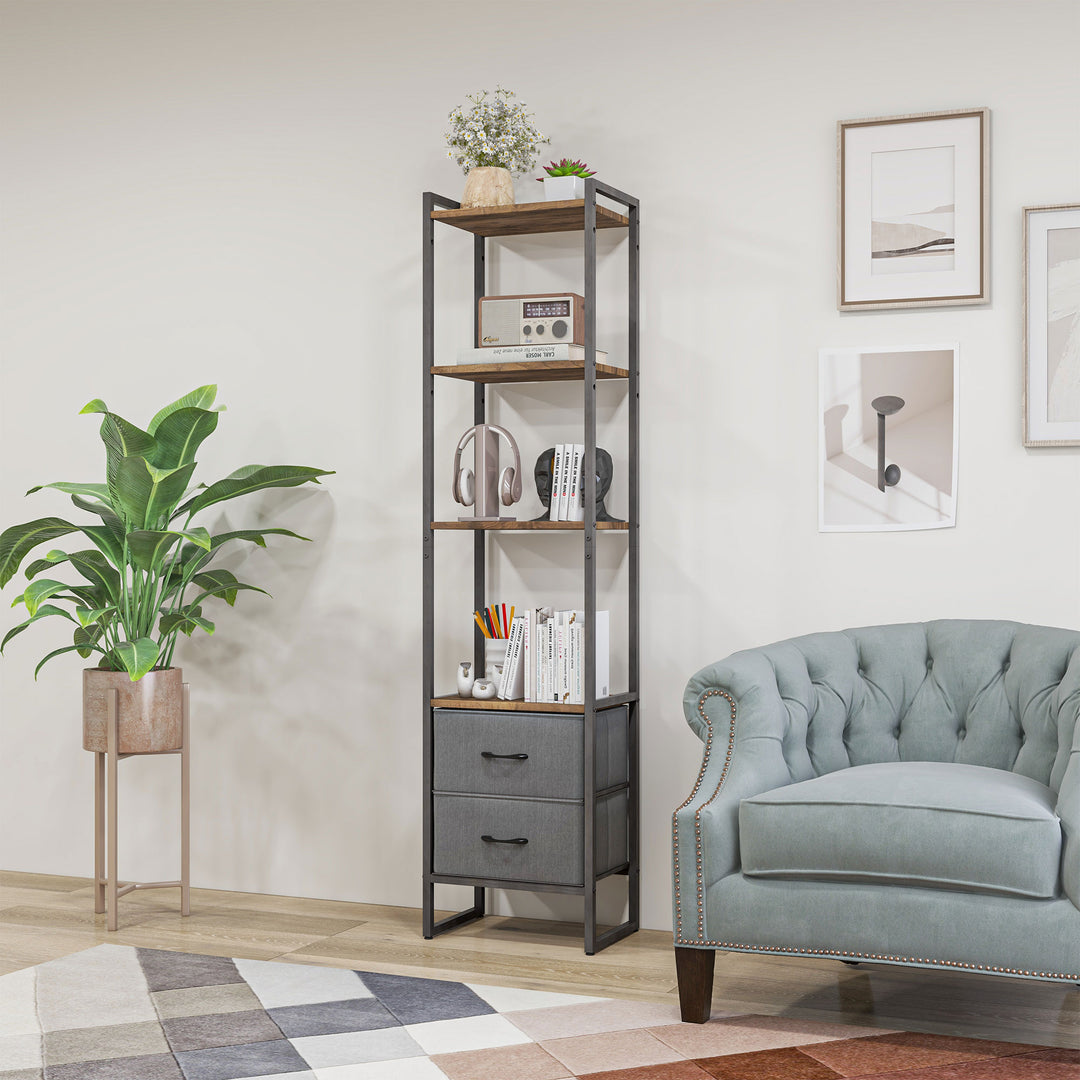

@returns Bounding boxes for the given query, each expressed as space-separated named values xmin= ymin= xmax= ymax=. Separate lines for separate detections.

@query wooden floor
xmin=1 ymin=870 xmax=1076 ymax=1049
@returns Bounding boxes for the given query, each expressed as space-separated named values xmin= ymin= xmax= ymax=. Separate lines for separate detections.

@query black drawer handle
xmin=480 ymin=751 xmax=528 ymax=760
xmin=481 ymin=834 xmax=529 ymax=845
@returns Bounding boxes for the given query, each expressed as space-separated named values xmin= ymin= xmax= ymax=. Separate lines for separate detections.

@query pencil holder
xmin=485 ymin=639 xmax=508 ymax=680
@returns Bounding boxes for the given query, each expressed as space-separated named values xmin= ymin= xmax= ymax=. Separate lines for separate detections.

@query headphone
xmin=452 ymin=424 xmax=523 ymax=507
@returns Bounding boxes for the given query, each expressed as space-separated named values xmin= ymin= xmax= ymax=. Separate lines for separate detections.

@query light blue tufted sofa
xmin=672 ymin=620 xmax=1080 ymax=1022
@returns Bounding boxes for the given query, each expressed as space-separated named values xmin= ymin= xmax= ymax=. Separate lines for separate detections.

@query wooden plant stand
xmin=93 ymin=684 xmax=191 ymax=931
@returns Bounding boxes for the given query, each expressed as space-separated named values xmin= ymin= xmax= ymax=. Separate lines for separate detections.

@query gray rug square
xmin=267 ymin=997 xmax=400 ymax=1038
xmin=152 ymin=984 xmax=264 ymax=1021
xmin=358 ymin=970 xmax=494 ymax=1025
xmin=137 ymin=949 xmax=243 ymax=993
xmin=162 ymin=1010 xmax=284 ymax=1053
xmin=46 ymin=1051 xmax=184 ymax=1080
xmin=45 ymin=1020 xmax=169 ymax=1065
xmin=174 ymin=1038 xmax=309 ymax=1080
xmin=0 ymin=1070 xmax=47 ymax=1080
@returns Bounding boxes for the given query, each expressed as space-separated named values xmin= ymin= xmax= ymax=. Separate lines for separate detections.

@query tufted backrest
xmin=732 ymin=620 xmax=1080 ymax=793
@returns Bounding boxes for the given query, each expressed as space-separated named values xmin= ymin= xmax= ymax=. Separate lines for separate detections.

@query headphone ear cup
xmin=500 ymin=466 xmax=516 ymax=506
xmin=458 ymin=468 xmax=474 ymax=506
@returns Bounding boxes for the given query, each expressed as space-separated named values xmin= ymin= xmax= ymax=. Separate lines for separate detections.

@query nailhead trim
xmin=672 ymin=688 xmax=737 ymax=941
xmin=670 ymin=690 xmax=1080 ymax=984
xmin=672 ymin=936 xmax=1080 ymax=981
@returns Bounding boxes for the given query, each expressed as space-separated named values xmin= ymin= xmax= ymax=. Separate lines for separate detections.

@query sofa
xmin=672 ymin=620 xmax=1080 ymax=1022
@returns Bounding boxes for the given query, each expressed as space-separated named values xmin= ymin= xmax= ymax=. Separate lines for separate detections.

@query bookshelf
xmin=422 ymin=183 xmax=639 ymax=955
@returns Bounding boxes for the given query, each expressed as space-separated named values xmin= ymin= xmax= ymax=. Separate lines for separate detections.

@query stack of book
xmin=497 ymin=608 xmax=609 ymax=704
xmin=549 ymin=443 xmax=585 ymax=522
xmin=456 ymin=343 xmax=608 ymax=365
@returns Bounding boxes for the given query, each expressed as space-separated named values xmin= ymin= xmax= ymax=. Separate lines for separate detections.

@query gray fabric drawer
xmin=434 ymin=707 xmax=628 ymax=799
xmin=433 ymin=790 xmax=628 ymax=886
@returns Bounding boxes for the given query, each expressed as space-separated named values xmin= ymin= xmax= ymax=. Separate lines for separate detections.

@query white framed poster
xmin=838 ymin=108 xmax=989 ymax=310
xmin=1024 ymin=204 xmax=1080 ymax=446
xmin=819 ymin=344 xmax=959 ymax=532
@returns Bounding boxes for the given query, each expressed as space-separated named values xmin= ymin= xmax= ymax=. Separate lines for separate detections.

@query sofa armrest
xmin=1057 ymin=737 xmax=1080 ymax=910
xmin=673 ymin=650 xmax=807 ymax=942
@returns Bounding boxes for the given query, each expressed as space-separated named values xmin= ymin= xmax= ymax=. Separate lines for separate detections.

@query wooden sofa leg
xmin=675 ymin=946 xmax=715 ymax=1023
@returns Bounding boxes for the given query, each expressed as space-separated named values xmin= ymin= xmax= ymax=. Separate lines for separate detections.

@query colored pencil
xmin=474 ymin=611 xmax=490 ymax=638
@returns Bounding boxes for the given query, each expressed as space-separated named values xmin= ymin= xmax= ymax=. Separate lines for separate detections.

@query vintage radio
xmin=478 ymin=293 xmax=585 ymax=347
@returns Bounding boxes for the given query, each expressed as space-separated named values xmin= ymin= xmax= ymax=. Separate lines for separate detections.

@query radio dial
xmin=522 ymin=325 xmax=532 ymax=335
xmin=534 ymin=324 xmax=544 ymax=335
xmin=552 ymin=320 xmax=568 ymax=338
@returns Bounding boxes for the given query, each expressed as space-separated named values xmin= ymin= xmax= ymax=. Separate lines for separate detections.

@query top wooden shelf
xmin=431 ymin=199 xmax=630 ymax=237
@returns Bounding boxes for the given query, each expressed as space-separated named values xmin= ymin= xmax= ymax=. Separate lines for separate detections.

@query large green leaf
xmin=18 ymin=578 xmax=75 ymax=617
xmin=126 ymin=528 xmax=209 ymax=573
xmin=0 ymin=518 xmax=79 ymax=588
xmin=73 ymin=623 xmax=104 ymax=659
xmin=87 ymin=408 xmax=157 ymax=506
xmin=79 ymin=524 xmax=125 ymax=569
xmin=1 ymin=604 xmax=75 ymax=653
xmin=150 ymin=407 xmax=219 ymax=470
xmin=113 ymin=637 xmax=160 ymax=680
xmin=70 ymin=495 xmax=124 ymax=537
xmin=209 ymin=527 xmax=310 ymax=549
xmin=43 ymin=549 xmax=120 ymax=597
xmin=159 ymin=610 xmax=214 ymax=637
xmin=190 ymin=579 xmax=268 ymax=609
xmin=147 ymin=385 xmax=220 ymax=435
xmin=191 ymin=569 xmax=240 ymax=605
xmin=178 ymin=465 xmax=333 ymax=518
xmin=115 ymin=457 xmax=196 ymax=530
xmin=26 ymin=482 xmax=110 ymax=501
xmin=35 ymin=643 xmax=105 ymax=679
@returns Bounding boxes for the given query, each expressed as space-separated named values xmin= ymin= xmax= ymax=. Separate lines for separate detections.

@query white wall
xmin=1 ymin=0 xmax=1078 ymax=933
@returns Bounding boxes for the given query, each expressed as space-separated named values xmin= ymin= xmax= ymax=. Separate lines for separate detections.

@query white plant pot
xmin=542 ymin=175 xmax=586 ymax=201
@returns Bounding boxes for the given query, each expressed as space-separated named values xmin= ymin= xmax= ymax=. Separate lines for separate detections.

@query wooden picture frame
xmin=1024 ymin=204 xmax=1080 ymax=446
xmin=838 ymin=108 xmax=990 ymax=310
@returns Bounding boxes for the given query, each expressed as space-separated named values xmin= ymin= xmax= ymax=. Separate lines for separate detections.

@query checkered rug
xmin=0 ymin=945 xmax=1074 ymax=1079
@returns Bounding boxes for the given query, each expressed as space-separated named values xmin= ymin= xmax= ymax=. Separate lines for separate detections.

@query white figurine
xmin=472 ymin=678 xmax=498 ymax=700
xmin=456 ymin=660 xmax=475 ymax=697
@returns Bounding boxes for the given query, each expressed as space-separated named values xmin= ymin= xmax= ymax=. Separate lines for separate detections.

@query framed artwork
xmin=819 ymin=344 xmax=959 ymax=532
xmin=838 ymin=108 xmax=989 ymax=310
xmin=1024 ymin=204 xmax=1080 ymax=446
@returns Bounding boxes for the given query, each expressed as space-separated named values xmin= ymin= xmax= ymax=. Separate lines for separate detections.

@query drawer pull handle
xmin=481 ymin=834 xmax=529 ymax=845
xmin=480 ymin=751 xmax=528 ymax=760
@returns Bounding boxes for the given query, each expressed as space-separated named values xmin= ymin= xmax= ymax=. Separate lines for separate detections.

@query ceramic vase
xmin=461 ymin=167 xmax=514 ymax=210
xmin=82 ymin=667 xmax=183 ymax=753
xmin=456 ymin=660 xmax=475 ymax=697
xmin=472 ymin=678 xmax=498 ymax=700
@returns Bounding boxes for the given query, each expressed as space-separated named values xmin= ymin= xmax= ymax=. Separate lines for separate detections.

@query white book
xmin=556 ymin=443 xmax=575 ymax=521
xmin=551 ymin=444 xmax=567 ymax=521
xmin=523 ymin=609 xmax=534 ymax=702
xmin=556 ymin=611 xmax=570 ymax=705
xmin=571 ymin=620 xmax=583 ymax=704
xmin=594 ymin=609 xmax=610 ymax=699
xmin=545 ymin=617 xmax=557 ymax=701
xmin=457 ymin=344 xmax=608 ymax=365
xmin=566 ymin=444 xmax=585 ymax=522
xmin=498 ymin=616 xmax=526 ymax=700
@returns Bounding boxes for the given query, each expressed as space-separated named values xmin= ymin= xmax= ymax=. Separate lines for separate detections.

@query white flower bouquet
xmin=445 ymin=88 xmax=548 ymax=175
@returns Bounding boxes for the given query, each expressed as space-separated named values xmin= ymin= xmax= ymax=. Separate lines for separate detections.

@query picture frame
xmin=819 ymin=344 xmax=959 ymax=533
xmin=838 ymin=108 xmax=990 ymax=311
xmin=1024 ymin=204 xmax=1080 ymax=446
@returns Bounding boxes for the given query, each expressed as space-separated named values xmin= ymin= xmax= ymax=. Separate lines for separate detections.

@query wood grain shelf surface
xmin=432 ymin=360 xmax=629 ymax=384
xmin=432 ymin=520 xmax=630 ymax=531
xmin=431 ymin=693 xmax=637 ymax=713
xmin=431 ymin=199 xmax=629 ymax=237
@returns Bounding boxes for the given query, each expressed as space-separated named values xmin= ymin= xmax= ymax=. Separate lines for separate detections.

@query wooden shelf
xmin=431 ymin=199 xmax=629 ymax=237
xmin=432 ymin=520 xmax=629 ymax=531
xmin=432 ymin=692 xmax=637 ymax=713
xmin=432 ymin=360 xmax=629 ymax=384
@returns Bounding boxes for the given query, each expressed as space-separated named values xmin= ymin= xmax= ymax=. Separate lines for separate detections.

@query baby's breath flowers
xmin=446 ymin=88 xmax=548 ymax=175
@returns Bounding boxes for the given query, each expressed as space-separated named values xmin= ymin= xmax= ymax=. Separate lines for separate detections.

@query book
xmin=566 ymin=443 xmax=584 ymax=522
xmin=498 ymin=615 xmax=526 ymax=699
xmin=523 ymin=609 xmax=533 ymax=702
xmin=457 ymin=344 xmax=609 ymax=365
xmin=551 ymin=444 xmax=567 ymax=521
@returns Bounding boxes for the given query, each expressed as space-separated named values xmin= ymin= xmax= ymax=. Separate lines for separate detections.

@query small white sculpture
xmin=456 ymin=660 xmax=475 ymax=697
xmin=472 ymin=678 xmax=498 ymax=700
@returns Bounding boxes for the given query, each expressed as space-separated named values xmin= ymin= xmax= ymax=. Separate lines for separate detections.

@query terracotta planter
xmin=82 ymin=667 xmax=183 ymax=753
xmin=461 ymin=167 xmax=514 ymax=210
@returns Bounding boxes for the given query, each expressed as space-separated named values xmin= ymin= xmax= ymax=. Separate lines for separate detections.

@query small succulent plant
xmin=538 ymin=158 xmax=596 ymax=179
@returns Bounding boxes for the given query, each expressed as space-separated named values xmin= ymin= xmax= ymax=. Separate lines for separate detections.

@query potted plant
xmin=445 ymin=87 xmax=548 ymax=209
xmin=537 ymin=158 xmax=596 ymax=202
xmin=0 ymin=384 xmax=332 ymax=753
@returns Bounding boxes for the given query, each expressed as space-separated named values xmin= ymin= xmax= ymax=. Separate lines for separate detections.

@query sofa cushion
xmin=739 ymin=762 xmax=1062 ymax=900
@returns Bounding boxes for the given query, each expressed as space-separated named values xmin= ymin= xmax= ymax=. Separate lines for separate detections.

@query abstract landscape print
xmin=839 ymin=108 xmax=988 ymax=310
xmin=1025 ymin=204 xmax=1080 ymax=445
